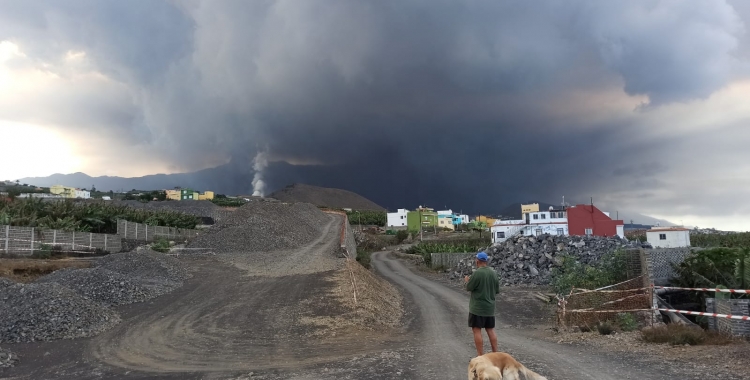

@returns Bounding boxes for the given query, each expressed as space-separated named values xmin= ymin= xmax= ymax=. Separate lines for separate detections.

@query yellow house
xmin=198 ymin=191 xmax=215 ymax=200
xmin=165 ymin=189 xmax=181 ymax=201
xmin=50 ymin=185 xmax=76 ymax=198
xmin=475 ymin=215 xmax=496 ymax=226
xmin=437 ymin=216 xmax=455 ymax=231
xmin=521 ymin=203 xmax=539 ymax=217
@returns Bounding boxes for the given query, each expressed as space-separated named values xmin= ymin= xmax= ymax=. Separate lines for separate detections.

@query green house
xmin=407 ymin=210 xmax=438 ymax=231
xmin=180 ymin=188 xmax=195 ymax=200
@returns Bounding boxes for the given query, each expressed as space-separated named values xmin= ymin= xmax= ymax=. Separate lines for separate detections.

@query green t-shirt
xmin=466 ymin=266 xmax=500 ymax=317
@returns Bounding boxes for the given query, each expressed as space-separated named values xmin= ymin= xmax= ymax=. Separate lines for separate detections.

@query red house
xmin=566 ymin=204 xmax=624 ymax=238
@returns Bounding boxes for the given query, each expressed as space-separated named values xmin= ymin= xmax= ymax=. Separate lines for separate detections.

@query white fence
xmin=116 ymin=219 xmax=200 ymax=242
xmin=0 ymin=225 xmax=122 ymax=256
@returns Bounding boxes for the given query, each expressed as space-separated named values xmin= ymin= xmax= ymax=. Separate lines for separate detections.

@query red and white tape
xmin=565 ymin=308 xmax=750 ymax=320
xmin=652 ymin=286 xmax=750 ymax=294
xmin=657 ymin=309 xmax=750 ymax=321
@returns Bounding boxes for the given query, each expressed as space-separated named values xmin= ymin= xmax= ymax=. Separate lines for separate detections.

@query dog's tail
xmin=519 ymin=366 xmax=548 ymax=380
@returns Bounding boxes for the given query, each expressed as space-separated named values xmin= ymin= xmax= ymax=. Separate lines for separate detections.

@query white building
xmin=646 ymin=227 xmax=691 ymax=248
xmin=490 ymin=208 xmax=569 ymax=244
xmin=387 ymin=208 xmax=409 ymax=228
xmin=437 ymin=209 xmax=453 ymax=216
xmin=75 ymin=189 xmax=91 ymax=199
xmin=17 ymin=193 xmax=64 ymax=199
xmin=459 ymin=214 xmax=470 ymax=224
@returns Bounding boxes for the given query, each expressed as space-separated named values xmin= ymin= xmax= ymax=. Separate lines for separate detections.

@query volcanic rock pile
xmin=188 ymin=201 xmax=333 ymax=252
xmin=448 ymin=234 xmax=639 ymax=286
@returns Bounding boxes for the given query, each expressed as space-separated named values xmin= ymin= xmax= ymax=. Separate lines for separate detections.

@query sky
xmin=0 ymin=0 xmax=749 ymax=231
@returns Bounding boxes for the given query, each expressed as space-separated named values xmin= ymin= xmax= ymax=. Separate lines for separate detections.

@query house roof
xmin=648 ymin=227 xmax=690 ymax=232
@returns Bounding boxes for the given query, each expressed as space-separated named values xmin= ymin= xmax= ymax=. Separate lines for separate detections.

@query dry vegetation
xmin=640 ymin=324 xmax=737 ymax=346
xmin=0 ymin=259 xmax=91 ymax=283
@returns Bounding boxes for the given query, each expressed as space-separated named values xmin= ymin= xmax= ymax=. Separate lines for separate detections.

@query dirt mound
xmin=268 ymin=183 xmax=385 ymax=211
xmin=303 ymin=261 xmax=403 ymax=336
xmin=188 ymin=201 xmax=333 ymax=252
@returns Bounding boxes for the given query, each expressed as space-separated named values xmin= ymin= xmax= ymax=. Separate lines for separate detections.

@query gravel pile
xmin=0 ymin=282 xmax=120 ymax=343
xmin=0 ymin=278 xmax=14 ymax=289
xmin=188 ymin=201 xmax=332 ymax=252
xmin=94 ymin=249 xmax=190 ymax=286
xmin=0 ymin=347 xmax=18 ymax=368
xmin=448 ymin=234 xmax=639 ymax=286
xmin=36 ymin=267 xmax=163 ymax=306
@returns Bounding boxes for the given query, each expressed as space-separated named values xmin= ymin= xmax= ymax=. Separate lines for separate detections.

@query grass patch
xmin=150 ymin=238 xmax=171 ymax=253
xmin=641 ymin=324 xmax=735 ymax=346
xmin=617 ymin=313 xmax=638 ymax=332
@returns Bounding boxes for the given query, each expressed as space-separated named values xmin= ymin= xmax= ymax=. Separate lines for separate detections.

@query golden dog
xmin=468 ymin=352 xmax=548 ymax=380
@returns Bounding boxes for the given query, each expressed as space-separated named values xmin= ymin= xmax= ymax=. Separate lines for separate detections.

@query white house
xmin=75 ymin=189 xmax=91 ymax=199
xmin=437 ymin=209 xmax=453 ymax=216
xmin=459 ymin=214 xmax=470 ymax=224
xmin=387 ymin=208 xmax=409 ymax=228
xmin=490 ymin=208 xmax=570 ymax=244
xmin=646 ymin=227 xmax=691 ymax=248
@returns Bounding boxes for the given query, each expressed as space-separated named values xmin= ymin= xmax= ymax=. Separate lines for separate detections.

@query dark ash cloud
xmin=1 ymin=0 xmax=749 ymax=228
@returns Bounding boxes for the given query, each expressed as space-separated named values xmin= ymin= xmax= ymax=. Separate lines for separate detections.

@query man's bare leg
xmin=486 ymin=328 xmax=498 ymax=352
xmin=472 ymin=327 xmax=484 ymax=356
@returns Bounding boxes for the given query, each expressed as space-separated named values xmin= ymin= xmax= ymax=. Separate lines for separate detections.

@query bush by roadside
xmin=640 ymin=324 xmax=735 ymax=346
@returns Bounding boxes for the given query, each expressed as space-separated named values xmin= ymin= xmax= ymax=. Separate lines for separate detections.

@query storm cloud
xmin=1 ymin=0 xmax=749 ymax=229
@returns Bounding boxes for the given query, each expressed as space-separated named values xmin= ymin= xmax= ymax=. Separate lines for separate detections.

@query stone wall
xmin=643 ymin=247 xmax=697 ymax=285
xmin=716 ymin=298 xmax=750 ymax=337
xmin=430 ymin=252 xmax=472 ymax=269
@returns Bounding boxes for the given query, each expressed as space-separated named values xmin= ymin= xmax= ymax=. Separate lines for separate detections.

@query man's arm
xmin=465 ymin=274 xmax=478 ymax=291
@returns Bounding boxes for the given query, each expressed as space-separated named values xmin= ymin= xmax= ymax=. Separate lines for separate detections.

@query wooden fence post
xmin=145 ymin=225 xmax=149 ymax=241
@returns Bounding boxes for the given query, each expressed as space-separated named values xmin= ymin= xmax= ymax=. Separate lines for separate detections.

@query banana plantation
xmin=0 ymin=198 xmax=199 ymax=233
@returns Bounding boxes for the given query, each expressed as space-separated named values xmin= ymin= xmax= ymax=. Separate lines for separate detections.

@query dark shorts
xmin=468 ymin=313 xmax=495 ymax=329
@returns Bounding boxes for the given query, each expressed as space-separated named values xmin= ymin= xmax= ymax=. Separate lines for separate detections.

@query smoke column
xmin=251 ymin=151 xmax=268 ymax=196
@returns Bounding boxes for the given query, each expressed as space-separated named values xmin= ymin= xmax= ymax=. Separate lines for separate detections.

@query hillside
xmin=268 ymin=184 xmax=385 ymax=211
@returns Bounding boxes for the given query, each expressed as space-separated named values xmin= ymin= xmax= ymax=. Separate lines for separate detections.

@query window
xmin=659 ymin=233 xmax=667 ymax=240
xmin=585 ymin=228 xmax=593 ymax=236
xmin=400 ymin=215 xmax=404 ymax=219
xmin=557 ymin=228 xmax=564 ymax=235
xmin=541 ymin=214 xmax=546 ymax=220
xmin=535 ymin=229 xmax=542 ymax=236
xmin=533 ymin=214 xmax=539 ymax=220
xmin=497 ymin=231 xmax=505 ymax=239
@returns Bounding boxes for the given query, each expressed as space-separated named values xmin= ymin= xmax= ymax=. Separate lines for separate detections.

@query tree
xmin=15 ymin=180 xmax=19 ymax=185
xmin=91 ymin=185 xmax=97 ymax=192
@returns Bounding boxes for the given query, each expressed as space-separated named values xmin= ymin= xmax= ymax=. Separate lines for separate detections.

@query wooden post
xmin=89 ymin=233 xmax=93 ymax=249
xmin=135 ymin=223 xmax=138 ymax=240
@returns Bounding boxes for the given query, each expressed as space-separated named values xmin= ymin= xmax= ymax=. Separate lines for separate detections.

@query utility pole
xmin=419 ymin=208 xmax=423 ymax=242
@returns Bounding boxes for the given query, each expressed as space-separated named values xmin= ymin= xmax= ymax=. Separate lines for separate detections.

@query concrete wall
xmin=0 ymin=225 xmax=122 ymax=255
xmin=430 ymin=252 xmax=472 ymax=269
xmin=116 ymin=220 xmax=199 ymax=242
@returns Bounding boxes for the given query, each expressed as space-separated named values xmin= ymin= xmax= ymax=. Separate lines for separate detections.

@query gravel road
xmin=370 ymin=251 xmax=693 ymax=380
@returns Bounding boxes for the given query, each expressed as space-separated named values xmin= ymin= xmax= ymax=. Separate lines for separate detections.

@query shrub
xmin=617 ymin=313 xmax=638 ymax=332
xmin=596 ymin=321 xmax=615 ymax=335
xmin=356 ymin=250 xmax=372 ymax=269
xmin=640 ymin=324 xmax=733 ymax=346
xmin=395 ymin=230 xmax=409 ymax=244
xmin=150 ymin=238 xmax=171 ymax=253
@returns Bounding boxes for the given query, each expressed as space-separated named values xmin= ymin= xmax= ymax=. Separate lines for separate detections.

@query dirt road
xmin=371 ymin=251 xmax=681 ymax=380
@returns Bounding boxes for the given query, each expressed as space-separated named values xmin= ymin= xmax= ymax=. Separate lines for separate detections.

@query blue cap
xmin=476 ymin=252 xmax=488 ymax=262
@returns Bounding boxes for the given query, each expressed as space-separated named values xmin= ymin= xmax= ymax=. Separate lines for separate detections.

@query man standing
xmin=464 ymin=251 xmax=500 ymax=356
